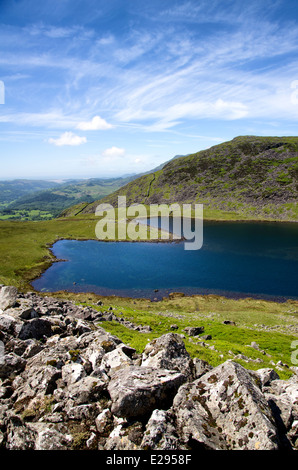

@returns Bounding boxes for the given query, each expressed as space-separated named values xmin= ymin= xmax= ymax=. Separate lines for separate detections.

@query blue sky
xmin=1 ymin=0 xmax=298 ymax=179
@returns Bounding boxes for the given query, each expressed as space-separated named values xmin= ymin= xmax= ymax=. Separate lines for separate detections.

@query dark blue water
xmin=32 ymin=221 xmax=298 ymax=301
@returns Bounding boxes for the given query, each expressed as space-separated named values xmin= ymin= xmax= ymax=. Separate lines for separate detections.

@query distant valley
xmin=0 ymin=176 xmax=136 ymax=220
xmin=0 ymin=155 xmax=183 ymax=221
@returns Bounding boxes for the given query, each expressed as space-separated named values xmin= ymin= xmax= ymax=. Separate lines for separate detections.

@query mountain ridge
xmin=64 ymin=135 xmax=298 ymax=221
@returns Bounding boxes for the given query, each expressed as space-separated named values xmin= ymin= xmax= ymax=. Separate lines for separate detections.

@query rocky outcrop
xmin=0 ymin=286 xmax=298 ymax=450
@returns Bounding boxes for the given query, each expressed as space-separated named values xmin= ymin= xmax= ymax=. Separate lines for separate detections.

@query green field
xmin=0 ymin=209 xmax=54 ymax=221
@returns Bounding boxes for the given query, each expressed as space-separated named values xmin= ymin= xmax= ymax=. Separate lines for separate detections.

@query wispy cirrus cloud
xmin=2 ymin=0 xmax=298 ymax=179
xmin=2 ymin=3 xmax=298 ymax=133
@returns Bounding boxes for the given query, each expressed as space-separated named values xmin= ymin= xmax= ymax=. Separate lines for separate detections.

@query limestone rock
xmin=101 ymin=346 xmax=133 ymax=375
xmin=141 ymin=333 xmax=195 ymax=380
xmin=95 ymin=408 xmax=113 ymax=435
xmin=18 ymin=318 xmax=53 ymax=340
xmin=66 ymin=376 xmax=107 ymax=406
xmin=6 ymin=422 xmax=36 ymax=450
xmin=62 ymin=362 xmax=86 ymax=385
xmin=264 ymin=374 xmax=298 ymax=448
xmin=0 ymin=286 xmax=18 ymax=310
xmin=104 ymin=419 xmax=143 ymax=450
xmin=108 ymin=366 xmax=187 ymax=419
xmin=141 ymin=409 xmax=181 ymax=450
xmin=183 ymin=326 xmax=204 ymax=336
xmin=0 ymin=353 xmax=27 ymax=379
xmin=250 ymin=368 xmax=280 ymax=389
xmin=28 ymin=422 xmax=73 ymax=450
xmin=193 ymin=358 xmax=213 ymax=378
xmin=173 ymin=360 xmax=279 ymax=450
xmin=0 ymin=313 xmax=23 ymax=336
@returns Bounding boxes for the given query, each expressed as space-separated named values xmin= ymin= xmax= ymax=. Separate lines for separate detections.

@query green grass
xmin=0 ymin=216 xmax=97 ymax=289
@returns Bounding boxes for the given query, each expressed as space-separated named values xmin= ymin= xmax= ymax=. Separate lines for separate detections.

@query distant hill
xmin=0 ymin=179 xmax=59 ymax=205
xmin=0 ymin=177 xmax=136 ymax=220
xmin=0 ymin=155 xmax=183 ymax=220
xmin=67 ymin=136 xmax=298 ymax=221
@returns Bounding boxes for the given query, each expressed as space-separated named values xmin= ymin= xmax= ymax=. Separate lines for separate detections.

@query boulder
xmin=67 ymin=403 xmax=99 ymax=421
xmin=27 ymin=422 xmax=73 ymax=450
xmin=264 ymin=374 xmax=298 ymax=448
xmin=173 ymin=360 xmax=279 ymax=450
xmin=108 ymin=366 xmax=187 ymax=420
xmin=104 ymin=418 xmax=143 ymax=450
xmin=101 ymin=346 xmax=133 ymax=375
xmin=18 ymin=318 xmax=53 ymax=340
xmin=73 ymin=319 xmax=92 ymax=335
xmin=95 ymin=408 xmax=113 ymax=435
xmin=251 ymin=368 xmax=280 ymax=388
xmin=6 ymin=422 xmax=36 ymax=450
xmin=65 ymin=376 xmax=107 ymax=406
xmin=0 ymin=313 xmax=23 ymax=337
xmin=0 ymin=286 xmax=18 ymax=310
xmin=61 ymin=363 xmax=86 ymax=385
xmin=141 ymin=333 xmax=195 ymax=380
xmin=0 ymin=353 xmax=27 ymax=379
xmin=26 ymin=365 xmax=62 ymax=396
xmin=193 ymin=358 xmax=213 ymax=378
xmin=183 ymin=326 xmax=204 ymax=336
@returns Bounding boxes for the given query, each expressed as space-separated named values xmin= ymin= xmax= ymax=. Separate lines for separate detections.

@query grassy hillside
xmin=69 ymin=136 xmax=298 ymax=221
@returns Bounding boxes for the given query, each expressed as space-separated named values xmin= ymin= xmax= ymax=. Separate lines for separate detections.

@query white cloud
xmin=48 ymin=131 xmax=87 ymax=146
xmin=76 ymin=115 xmax=113 ymax=130
xmin=102 ymin=146 xmax=125 ymax=159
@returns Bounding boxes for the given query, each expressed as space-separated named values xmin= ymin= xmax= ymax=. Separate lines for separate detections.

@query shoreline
xmin=31 ymin=284 xmax=298 ymax=305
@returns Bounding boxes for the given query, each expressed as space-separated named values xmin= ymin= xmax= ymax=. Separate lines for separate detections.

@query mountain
xmin=137 ymin=154 xmax=186 ymax=175
xmin=66 ymin=136 xmax=298 ymax=221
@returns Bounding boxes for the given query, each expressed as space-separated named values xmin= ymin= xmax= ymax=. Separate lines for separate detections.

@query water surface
xmin=32 ymin=220 xmax=298 ymax=301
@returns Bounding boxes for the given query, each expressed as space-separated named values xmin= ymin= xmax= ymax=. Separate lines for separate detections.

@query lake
xmin=32 ymin=220 xmax=298 ymax=301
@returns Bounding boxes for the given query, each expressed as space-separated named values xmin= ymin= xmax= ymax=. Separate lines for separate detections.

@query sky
xmin=1 ymin=0 xmax=298 ymax=179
